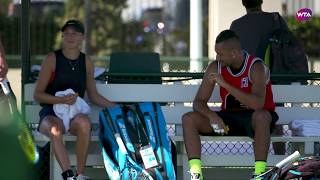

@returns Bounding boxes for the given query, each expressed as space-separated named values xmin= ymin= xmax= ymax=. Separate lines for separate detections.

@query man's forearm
xmin=223 ymin=83 xmax=265 ymax=110
xmin=193 ymin=101 xmax=219 ymax=120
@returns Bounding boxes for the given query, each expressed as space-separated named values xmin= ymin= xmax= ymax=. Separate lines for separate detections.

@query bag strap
xmin=255 ymin=12 xmax=280 ymax=66
xmin=271 ymin=12 xmax=280 ymax=30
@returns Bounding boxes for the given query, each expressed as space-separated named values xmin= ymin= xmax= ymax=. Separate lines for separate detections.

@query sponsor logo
xmin=296 ymin=8 xmax=312 ymax=21
xmin=241 ymin=77 xmax=249 ymax=88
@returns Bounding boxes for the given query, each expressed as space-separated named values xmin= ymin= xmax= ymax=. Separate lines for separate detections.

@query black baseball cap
xmin=61 ymin=20 xmax=85 ymax=34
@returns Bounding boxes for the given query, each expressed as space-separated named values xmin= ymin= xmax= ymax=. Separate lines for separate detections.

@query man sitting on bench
xmin=182 ymin=30 xmax=278 ymax=180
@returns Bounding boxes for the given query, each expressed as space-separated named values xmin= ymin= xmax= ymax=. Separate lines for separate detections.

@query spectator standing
xmin=230 ymin=0 xmax=288 ymax=155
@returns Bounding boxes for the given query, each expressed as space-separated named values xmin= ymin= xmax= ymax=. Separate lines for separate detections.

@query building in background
xmin=9 ymin=0 xmax=64 ymax=17
xmin=122 ymin=0 xmax=164 ymax=22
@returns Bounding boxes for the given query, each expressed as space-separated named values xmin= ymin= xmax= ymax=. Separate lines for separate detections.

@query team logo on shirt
xmin=241 ymin=77 xmax=249 ymax=88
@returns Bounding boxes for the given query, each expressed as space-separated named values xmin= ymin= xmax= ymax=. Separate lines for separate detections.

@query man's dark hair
xmin=242 ymin=0 xmax=263 ymax=9
xmin=215 ymin=30 xmax=240 ymax=44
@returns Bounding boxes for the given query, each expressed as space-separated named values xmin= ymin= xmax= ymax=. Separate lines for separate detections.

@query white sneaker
xmin=76 ymin=174 xmax=89 ymax=180
xmin=66 ymin=177 xmax=75 ymax=180
xmin=190 ymin=172 xmax=202 ymax=180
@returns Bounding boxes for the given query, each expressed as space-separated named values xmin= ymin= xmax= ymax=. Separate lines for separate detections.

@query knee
xmin=48 ymin=125 xmax=64 ymax=139
xmin=39 ymin=117 xmax=65 ymax=139
xmin=252 ymin=110 xmax=272 ymax=128
xmin=75 ymin=116 xmax=91 ymax=135
xmin=182 ymin=112 xmax=195 ymax=128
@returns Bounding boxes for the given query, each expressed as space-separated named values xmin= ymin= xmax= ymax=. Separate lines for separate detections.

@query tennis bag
xmin=258 ymin=156 xmax=320 ymax=180
xmin=278 ymin=156 xmax=320 ymax=180
xmin=260 ymin=13 xmax=308 ymax=84
xmin=99 ymin=102 xmax=176 ymax=180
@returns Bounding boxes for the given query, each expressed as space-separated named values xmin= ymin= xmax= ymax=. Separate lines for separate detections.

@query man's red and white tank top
xmin=218 ymin=52 xmax=275 ymax=111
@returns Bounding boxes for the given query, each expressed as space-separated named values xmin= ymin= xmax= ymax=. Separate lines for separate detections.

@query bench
xmin=24 ymin=83 xmax=320 ymax=180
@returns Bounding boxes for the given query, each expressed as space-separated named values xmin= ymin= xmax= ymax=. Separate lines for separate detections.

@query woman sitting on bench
xmin=34 ymin=20 xmax=116 ymax=180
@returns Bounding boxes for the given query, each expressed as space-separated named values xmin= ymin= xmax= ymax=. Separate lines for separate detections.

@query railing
xmin=100 ymin=72 xmax=320 ymax=87
xmin=103 ymin=72 xmax=320 ymax=80
xmin=7 ymin=55 xmax=320 ymax=73
xmin=7 ymin=54 xmax=320 ymax=85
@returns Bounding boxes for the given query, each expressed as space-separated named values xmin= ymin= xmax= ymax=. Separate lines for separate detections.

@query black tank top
xmin=42 ymin=49 xmax=86 ymax=106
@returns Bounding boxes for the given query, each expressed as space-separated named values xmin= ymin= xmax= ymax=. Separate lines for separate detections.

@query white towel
xmin=290 ymin=120 xmax=320 ymax=136
xmin=53 ymin=89 xmax=91 ymax=131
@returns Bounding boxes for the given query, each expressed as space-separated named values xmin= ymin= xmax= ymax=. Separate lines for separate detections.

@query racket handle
xmin=0 ymin=79 xmax=10 ymax=95
xmin=276 ymin=151 xmax=300 ymax=168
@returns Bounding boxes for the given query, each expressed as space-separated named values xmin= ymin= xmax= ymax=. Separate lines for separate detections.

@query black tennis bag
xmin=278 ymin=156 xmax=320 ymax=180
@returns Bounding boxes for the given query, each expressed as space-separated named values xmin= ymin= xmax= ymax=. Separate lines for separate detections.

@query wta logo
xmin=296 ymin=8 xmax=312 ymax=21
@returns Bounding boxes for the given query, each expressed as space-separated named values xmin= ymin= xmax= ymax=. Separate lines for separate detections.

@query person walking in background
xmin=34 ymin=20 xmax=116 ymax=180
xmin=182 ymin=30 xmax=278 ymax=180
xmin=230 ymin=0 xmax=289 ymax=155
xmin=230 ymin=0 xmax=289 ymax=60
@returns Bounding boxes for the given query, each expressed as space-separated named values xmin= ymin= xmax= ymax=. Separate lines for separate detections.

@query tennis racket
xmin=0 ymin=79 xmax=39 ymax=164
xmin=252 ymin=151 xmax=300 ymax=180
xmin=103 ymin=107 xmax=154 ymax=180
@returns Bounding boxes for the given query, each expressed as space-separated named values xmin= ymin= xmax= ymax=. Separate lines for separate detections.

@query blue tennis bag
xmin=99 ymin=102 xmax=176 ymax=180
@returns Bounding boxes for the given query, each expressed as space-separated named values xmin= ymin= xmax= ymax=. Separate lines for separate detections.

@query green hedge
xmin=287 ymin=16 xmax=320 ymax=57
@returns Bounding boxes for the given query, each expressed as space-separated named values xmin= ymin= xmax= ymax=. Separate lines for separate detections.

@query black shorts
xmin=203 ymin=110 xmax=278 ymax=138
xmin=38 ymin=106 xmax=57 ymax=130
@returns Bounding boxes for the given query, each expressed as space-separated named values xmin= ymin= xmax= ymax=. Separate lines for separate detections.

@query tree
xmin=56 ymin=0 xmax=128 ymax=56
xmin=287 ymin=16 xmax=320 ymax=57
xmin=0 ymin=0 xmax=11 ymax=15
